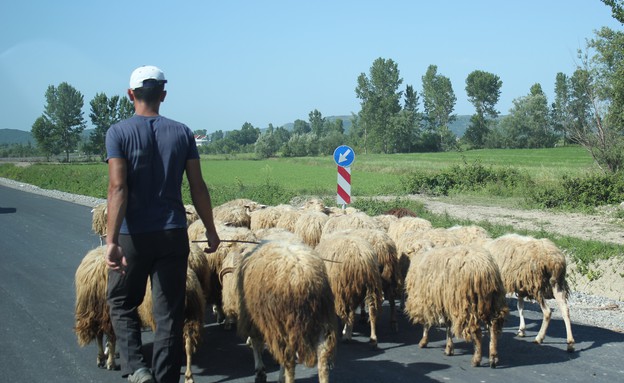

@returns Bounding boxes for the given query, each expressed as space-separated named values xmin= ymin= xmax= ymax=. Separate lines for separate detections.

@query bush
xmin=401 ymin=160 xmax=531 ymax=196
xmin=529 ymin=173 xmax=624 ymax=208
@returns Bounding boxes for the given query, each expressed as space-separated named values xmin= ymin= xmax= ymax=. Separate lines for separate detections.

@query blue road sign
xmin=333 ymin=145 xmax=355 ymax=167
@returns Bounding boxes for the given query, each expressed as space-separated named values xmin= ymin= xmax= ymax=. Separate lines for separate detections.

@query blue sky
xmin=1 ymin=1 xmax=621 ymax=134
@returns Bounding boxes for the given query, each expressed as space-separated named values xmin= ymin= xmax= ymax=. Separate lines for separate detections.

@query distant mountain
xmin=0 ymin=129 xmax=34 ymax=145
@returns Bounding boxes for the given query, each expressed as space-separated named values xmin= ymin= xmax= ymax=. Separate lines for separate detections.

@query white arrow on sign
xmin=338 ymin=148 xmax=352 ymax=163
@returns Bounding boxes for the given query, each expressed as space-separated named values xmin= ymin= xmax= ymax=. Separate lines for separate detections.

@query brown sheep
xmin=74 ymin=245 xmax=208 ymax=382
xmin=316 ymin=232 xmax=384 ymax=348
xmin=138 ymin=268 xmax=206 ymax=383
xmin=485 ymin=233 xmax=575 ymax=352
xmin=338 ymin=228 xmax=401 ymax=332
xmin=74 ymin=246 xmax=116 ymax=370
xmin=196 ymin=224 xmax=258 ymax=323
xmin=237 ymin=240 xmax=337 ymax=383
xmin=404 ymin=245 xmax=509 ymax=368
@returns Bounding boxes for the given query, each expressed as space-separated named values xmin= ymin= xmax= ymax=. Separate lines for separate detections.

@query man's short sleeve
xmin=105 ymin=125 xmax=125 ymax=162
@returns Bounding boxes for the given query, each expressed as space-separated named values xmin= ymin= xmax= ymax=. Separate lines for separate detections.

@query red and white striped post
xmin=337 ymin=165 xmax=351 ymax=206
xmin=333 ymin=145 xmax=355 ymax=208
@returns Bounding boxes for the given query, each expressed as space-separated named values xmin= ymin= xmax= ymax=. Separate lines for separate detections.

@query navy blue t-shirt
xmin=105 ymin=115 xmax=199 ymax=234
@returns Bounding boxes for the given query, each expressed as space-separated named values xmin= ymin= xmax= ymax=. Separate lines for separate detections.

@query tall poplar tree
xmin=464 ymin=70 xmax=502 ymax=148
xmin=355 ymin=57 xmax=403 ymax=153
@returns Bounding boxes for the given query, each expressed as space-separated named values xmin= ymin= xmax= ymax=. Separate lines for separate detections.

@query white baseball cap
xmin=129 ymin=65 xmax=167 ymax=90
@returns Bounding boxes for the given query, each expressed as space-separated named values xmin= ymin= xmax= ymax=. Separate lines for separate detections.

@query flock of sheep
xmin=75 ymin=198 xmax=576 ymax=383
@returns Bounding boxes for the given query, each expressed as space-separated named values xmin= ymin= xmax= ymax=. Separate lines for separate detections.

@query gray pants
xmin=107 ymin=229 xmax=189 ymax=383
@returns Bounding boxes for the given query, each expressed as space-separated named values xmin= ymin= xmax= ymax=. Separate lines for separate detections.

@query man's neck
xmin=134 ymin=102 xmax=160 ymax=117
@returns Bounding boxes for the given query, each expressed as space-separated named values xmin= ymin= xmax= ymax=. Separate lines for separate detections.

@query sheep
xmin=384 ymin=207 xmax=419 ymax=218
xmin=447 ymin=225 xmax=492 ymax=246
xmin=138 ymin=268 xmax=206 ymax=383
xmin=92 ymin=203 xmax=200 ymax=242
xmin=386 ymin=216 xmax=433 ymax=245
xmin=250 ymin=204 xmax=295 ymax=231
xmin=321 ymin=211 xmax=382 ymax=238
xmin=74 ymin=246 xmax=116 ymax=370
xmin=394 ymin=235 xmax=435 ymax=309
xmin=184 ymin=204 xmax=199 ymax=226
xmin=213 ymin=198 xmax=265 ymax=228
xmin=237 ymin=240 xmax=337 ymax=383
xmin=74 ymin=245 xmax=208 ymax=382
xmin=326 ymin=205 xmax=360 ymax=216
xmin=316 ymin=232 xmax=383 ymax=349
xmin=294 ymin=211 xmax=330 ymax=248
xmin=275 ymin=209 xmax=304 ymax=232
xmin=338 ymin=228 xmax=401 ymax=332
xmin=372 ymin=213 xmax=399 ymax=232
xmin=91 ymin=202 xmax=107 ymax=244
xmin=299 ymin=197 xmax=331 ymax=214
xmin=404 ymin=245 xmax=509 ymax=368
xmin=419 ymin=227 xmax=462 ymax=248
xmin=484 ymin=234 xmax=575 ymax=352
xmin=196 ymin=224 xmax=258 ymax=323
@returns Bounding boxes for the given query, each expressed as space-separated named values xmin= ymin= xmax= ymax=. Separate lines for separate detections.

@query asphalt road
xmin=1 ymin=184 xmax=623 ymax=383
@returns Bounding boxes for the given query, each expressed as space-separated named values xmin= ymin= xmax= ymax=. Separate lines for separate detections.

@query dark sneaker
xmin=127 ymin=367 xmax=154 ymax=383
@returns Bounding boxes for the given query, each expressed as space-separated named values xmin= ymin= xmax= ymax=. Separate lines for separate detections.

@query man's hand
xmin=106 ymin=243 xmax=127 ymax=274
xmin=203 ymin=230 xmax=221 ymax=254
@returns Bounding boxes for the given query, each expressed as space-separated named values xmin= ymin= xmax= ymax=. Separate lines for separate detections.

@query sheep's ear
xmin=224 ymin=221 xmax=235 ymax=227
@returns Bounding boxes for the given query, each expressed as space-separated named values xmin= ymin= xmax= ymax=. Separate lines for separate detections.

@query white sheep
xmin=250 ymin=204 xmax=295 ymax=231
xmin=315 ymin=232 xmax=384 ymax=348
xmin=212 ymin=198 xmax=265 ymax=228
xmin=447 ymin=224 xmax=492 ymax=246
xmin=236 ymin=240 xmax=337 ymax=383
xmin=485 ymin=233 xmax=575 ymax=352
xmin=293 ymin=211 xmax=330 ymax=248
xmin=404 ymin=244 xmax=509 ymax=368
xmin=321 ymin=211 xmax=382 ymax=238
xmin=387 ymin=216 xmax=433 ymax=245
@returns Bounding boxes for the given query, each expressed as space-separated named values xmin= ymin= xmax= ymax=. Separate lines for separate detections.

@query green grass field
xmin=0 ymin=145 xmax=602 ymax=203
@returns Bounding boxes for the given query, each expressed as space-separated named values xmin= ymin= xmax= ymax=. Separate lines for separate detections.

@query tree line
xmin=18 ymin=16 xmax=624 ymax=174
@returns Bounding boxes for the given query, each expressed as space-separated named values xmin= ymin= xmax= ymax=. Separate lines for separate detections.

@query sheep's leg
xmin=368 ymin=297 xmax=379 ymax=349
xmin=249 ymin=336 xmax=267 ymax=383
xmin=534 ymin=298 xmax=552 ymax=345
xmin=278 ymin=358 xmax=296 ymax=383
xmin=106 ymin=337 xmax=117 ymax=371
xmin=516 ymin=296 xmax=526 ymax=337
xmin=419 ymin=324 xmax=430 ymax=348
xmin=342 ymin=311 xmax=354 ymax=342
xmin=317 ymin=330 xmax=335 ymax=383
xmin=96 ymin=333 xmax=106 ymax=368
xmin=470 ymin=327 xmax=483 ymax=367
xmin=184 ymin=333 xmax=194 ymax=383
xmin=444 ymin=326 xmax=454 ymax=356
xmin=386 ymin=287 xmax=398 ymax=332
xmin=553 ymin=286 xmax=575 ymax=352
xmin=488 ymin=320 xmax=499 ymax=368
xmin=359 ymin=301 xmax=368 ymax=324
